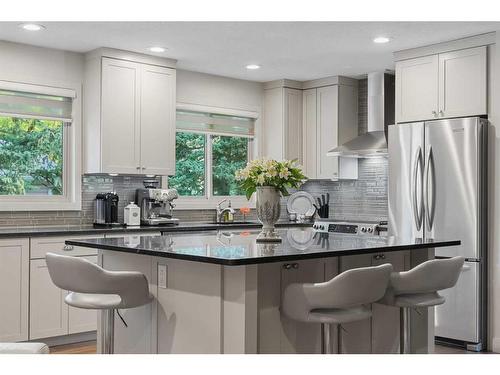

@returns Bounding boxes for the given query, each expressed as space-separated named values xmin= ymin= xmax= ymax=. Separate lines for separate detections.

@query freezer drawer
xmin=435 ymin=261 xmax=480 ymax=343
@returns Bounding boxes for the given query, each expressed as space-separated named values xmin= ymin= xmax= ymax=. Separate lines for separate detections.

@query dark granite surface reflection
xmin=66 ymin=227 xmax=460 ymax=266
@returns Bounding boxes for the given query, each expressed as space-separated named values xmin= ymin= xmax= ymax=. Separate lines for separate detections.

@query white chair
xmin=282 ymin=263 xmax=393 ymax=354
xmin=46 ymin=252 xmax=153 ymax=354
xmin=379 ymin=256 xmax=464 ymax=354
xmin=0 ymin=342 xmax=49 ymax=354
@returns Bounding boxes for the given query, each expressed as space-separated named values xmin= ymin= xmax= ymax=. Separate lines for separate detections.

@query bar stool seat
xmin=308 ymin=306 xmax=372 ymax=324
xmin=65 ymin=293 xmax=123 ymax=309
xmin=46 ymin=252 xmax=153 ymax=354
xmin=282 ymin=263 xmax=393 ymax=354
xmin=385 ymin=292 xmax=445 ymax=308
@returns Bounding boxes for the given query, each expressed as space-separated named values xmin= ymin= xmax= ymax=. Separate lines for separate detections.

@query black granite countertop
xmin=0 ymin=220 xmax=311 ymax=238
xmin=66 ymin=227 xmax=461 ymax=266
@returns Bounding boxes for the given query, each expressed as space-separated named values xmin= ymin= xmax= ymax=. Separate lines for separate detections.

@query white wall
xmin=0 ymin=40 xmax=84 ymax=88
xmin=488 ymin=33 xmax=500 ymax=353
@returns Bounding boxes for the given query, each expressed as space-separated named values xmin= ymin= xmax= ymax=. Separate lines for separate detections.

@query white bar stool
xmin=46 ymin=252 xmax=153 ymax=354
xmin=0 ymin=342 xmax=49 ymax=354
xmin=379 ymin=256 xmax=464 ymax=354
xmin=282 ymin=263 xmax=393 ymax=354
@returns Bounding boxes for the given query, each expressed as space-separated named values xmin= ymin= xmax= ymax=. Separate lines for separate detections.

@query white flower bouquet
xmin=235 ymin=158 xmax=307 ymax=200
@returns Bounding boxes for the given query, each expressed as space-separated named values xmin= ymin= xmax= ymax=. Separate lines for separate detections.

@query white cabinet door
xmin=283 ymin=88 xmax=303 ymax=163
xmin=396 ymin=55 xmax=439 ymax=123
xmin=316 ymin=85 xmax=339 ymax=179
xmin=438 ymin=46 xmax=487 ymax=119
xmin=0 ymin=239 xmax=29 ymax=342
xmin=29 ymin=258 xmax=68 ymax=339
xmin=302 ymin=88 xmax=318 ymax=179
xmin=68 ymin=255 xmax=98 ymax=334
xmin=140 ymin=64 xmax=176 ymax=175
xmin=101 ymin=57 xmax=141 ymax=174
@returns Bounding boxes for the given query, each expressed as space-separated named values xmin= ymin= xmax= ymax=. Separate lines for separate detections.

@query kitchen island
xmin=67 ymin=227 xmax=460 ymax=354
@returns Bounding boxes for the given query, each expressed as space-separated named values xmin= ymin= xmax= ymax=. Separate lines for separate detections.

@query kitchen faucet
xmin=216 ymin=199 xmax=235 ymax=223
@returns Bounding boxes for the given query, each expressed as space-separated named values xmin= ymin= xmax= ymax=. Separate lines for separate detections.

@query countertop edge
xmin=64 ymin=239 xmax=461 ymax=266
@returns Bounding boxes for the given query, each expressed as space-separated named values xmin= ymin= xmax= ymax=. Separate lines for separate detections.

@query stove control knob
xmin=361 ymin=227 xmax=367 ymax=233
xmin=367 ymin=227 xmax=373 ymax=233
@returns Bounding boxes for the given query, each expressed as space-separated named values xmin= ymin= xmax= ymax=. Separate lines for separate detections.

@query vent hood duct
xmin=327 ymin=72 xmax=394 ymax=158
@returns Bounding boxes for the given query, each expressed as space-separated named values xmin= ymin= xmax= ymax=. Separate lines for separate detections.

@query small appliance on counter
xmin=124 ymin=202 xmax=141 ymax=226
xmin=135 ymin=180 xmax=180 ymax=226
xmin=94 ymin=192 xmax=121 ymax=227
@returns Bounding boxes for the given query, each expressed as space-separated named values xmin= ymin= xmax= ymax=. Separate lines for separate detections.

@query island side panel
xmin=155 ymin=258 xmax=223 ymax=354
xmin=222 ymin=265 xmax=258 ymax=353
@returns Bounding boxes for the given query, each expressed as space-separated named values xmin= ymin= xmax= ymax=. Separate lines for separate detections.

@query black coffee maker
xmin=94 ymin=192 xmax=121 ymax=227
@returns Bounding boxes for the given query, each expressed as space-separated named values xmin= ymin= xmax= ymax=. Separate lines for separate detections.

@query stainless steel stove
xmin=312 ymin=220 xmax=387 ymax=236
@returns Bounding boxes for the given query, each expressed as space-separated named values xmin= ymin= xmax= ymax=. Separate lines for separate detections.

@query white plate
xmin=286 ymin=191 xmax=316 ymax=217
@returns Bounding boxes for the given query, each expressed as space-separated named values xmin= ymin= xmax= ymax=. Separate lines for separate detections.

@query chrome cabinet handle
xmin=142 ymin=166 xmax=146 ymax=170
xmin=373 ymin=254 xmax=386 ymax=260
xmin=439 ymin=110 xmax=444 ymax=116
xmin=283 ymin=263 xmax=292 ymax=270
xmin=424 ymin=146 xmax=435 ymax=231
xmin=432 ymin=110 xmax=437 ymax=117
xmin=136 ymin=166 xmax=141 ymax=170
xmin=63 ymin=244 xmax=74 ymax=251
xmin=412 ymin=146 xmax=423 ymax=231
xmin=292 ymin=263 xmax=299 ymax=269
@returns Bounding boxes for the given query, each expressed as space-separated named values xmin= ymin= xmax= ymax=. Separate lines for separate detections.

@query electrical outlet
xmin=158 ymin=264 xmax=167 ymax=289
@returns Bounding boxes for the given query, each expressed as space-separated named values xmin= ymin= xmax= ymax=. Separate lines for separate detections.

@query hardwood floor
xmin=48 ymin=341 xmax=485 ymax=354
xmin=50 ymin=340 xmax=97 ymax=354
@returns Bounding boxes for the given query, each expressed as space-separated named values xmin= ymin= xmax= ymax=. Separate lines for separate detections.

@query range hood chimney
xmin=327 ymin=72 xmax=394 ymax=158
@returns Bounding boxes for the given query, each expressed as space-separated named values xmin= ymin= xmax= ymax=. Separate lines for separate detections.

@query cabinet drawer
xmin=30 ymin=235 xmax=102 ymax=259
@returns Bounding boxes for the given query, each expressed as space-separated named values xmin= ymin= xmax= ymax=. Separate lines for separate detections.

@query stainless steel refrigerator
xmin=388 ymin=117 xmax=487 ymax=351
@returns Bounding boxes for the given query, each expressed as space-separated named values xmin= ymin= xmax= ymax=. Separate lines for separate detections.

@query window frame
xmin=170 ymin=103 xmax=259 ymax=210
xmin=0 ymin=79 xmax=81 ymax=211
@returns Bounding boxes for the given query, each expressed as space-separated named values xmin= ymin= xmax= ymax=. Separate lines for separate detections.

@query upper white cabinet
xmin=396 ymin=46 xmax=487 ymax=123
xmin=262 ymin=85 xmax=303 ymax=163
xmin=84 ymin=49 xmax=177 ymax=175
xmin=0 ymin=238 xmax=29 ymax=342
xmin=396 ymin=55 xmax=439 ymax=123
xmin=438 ymin=47 xmax=487 ymax=119
xmin=303 ymin=83 xmax=358 ymax=180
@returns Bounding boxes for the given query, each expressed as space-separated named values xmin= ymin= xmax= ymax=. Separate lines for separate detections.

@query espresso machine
xmin=135 ymin=180 xmax=180 ymax=226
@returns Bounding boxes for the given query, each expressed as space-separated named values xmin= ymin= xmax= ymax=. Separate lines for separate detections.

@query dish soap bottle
xmin=223 ymin=200 xmax=234 ymax=223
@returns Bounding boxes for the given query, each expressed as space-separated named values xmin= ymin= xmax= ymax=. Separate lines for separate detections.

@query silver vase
xmin=255 ymin=186 xmax=281 ymax=242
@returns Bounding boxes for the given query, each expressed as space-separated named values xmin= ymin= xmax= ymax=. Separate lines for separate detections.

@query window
xmin=169 ymin=108 xmax=255 ymax=204
xmin=0 ymin=80 xmax=80 ymax=211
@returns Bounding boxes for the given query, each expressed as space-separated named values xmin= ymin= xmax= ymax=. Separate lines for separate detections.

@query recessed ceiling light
xmin=246 ymin=64 xmax=260 ymax=70
xmin=373 ymin=36 xmax=390 ymax=44
xmin=149 ymin=46 xmax=167 ymax=53
xmin=19 ymin=23 xmax=45 ymax=31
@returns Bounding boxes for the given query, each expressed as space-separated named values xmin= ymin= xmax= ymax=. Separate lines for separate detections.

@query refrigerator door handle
xmin=424 ymin=146 xmax=436 ymax=231
xmin=412 ymin=146 xmax=423 ymax=231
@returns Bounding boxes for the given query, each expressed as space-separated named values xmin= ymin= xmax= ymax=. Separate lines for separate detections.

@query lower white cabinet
xmin=0 ymin=238 xmax=29 ymax=342
xmin=29 ymin=236 xmax=102 ymax=340
xmin=30 ymin=258 xmax=69 ymax=339
xmin=29 ymin=255 xmax=99 ymax=340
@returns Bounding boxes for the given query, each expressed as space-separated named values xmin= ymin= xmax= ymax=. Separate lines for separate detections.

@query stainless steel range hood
xmin=327 ymin=72 xmax=394 ymax=158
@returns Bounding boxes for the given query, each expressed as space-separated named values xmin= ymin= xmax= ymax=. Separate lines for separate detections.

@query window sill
xmin=174 ymin=196 xmax=255 ymax=210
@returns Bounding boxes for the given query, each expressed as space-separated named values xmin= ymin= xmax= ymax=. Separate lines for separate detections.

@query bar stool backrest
xmin=46 ymin=252 xmax=151 ymax=308
xmin=390 ymin=256 xmax=465 ymax=295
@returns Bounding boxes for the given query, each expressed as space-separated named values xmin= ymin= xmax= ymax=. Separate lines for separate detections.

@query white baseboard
xmin=492 ymin=337 xmax=500 ymax=353
xmin=29 ymin=331 xmax=96 ymax=347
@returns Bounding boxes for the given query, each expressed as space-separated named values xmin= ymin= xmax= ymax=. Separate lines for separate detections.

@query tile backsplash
xmin=0 ymin=77 xmax=387 ymax=228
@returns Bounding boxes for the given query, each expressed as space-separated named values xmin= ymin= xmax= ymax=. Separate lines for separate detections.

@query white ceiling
xmin=0 ymin=22 xmax=498 ymax=82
